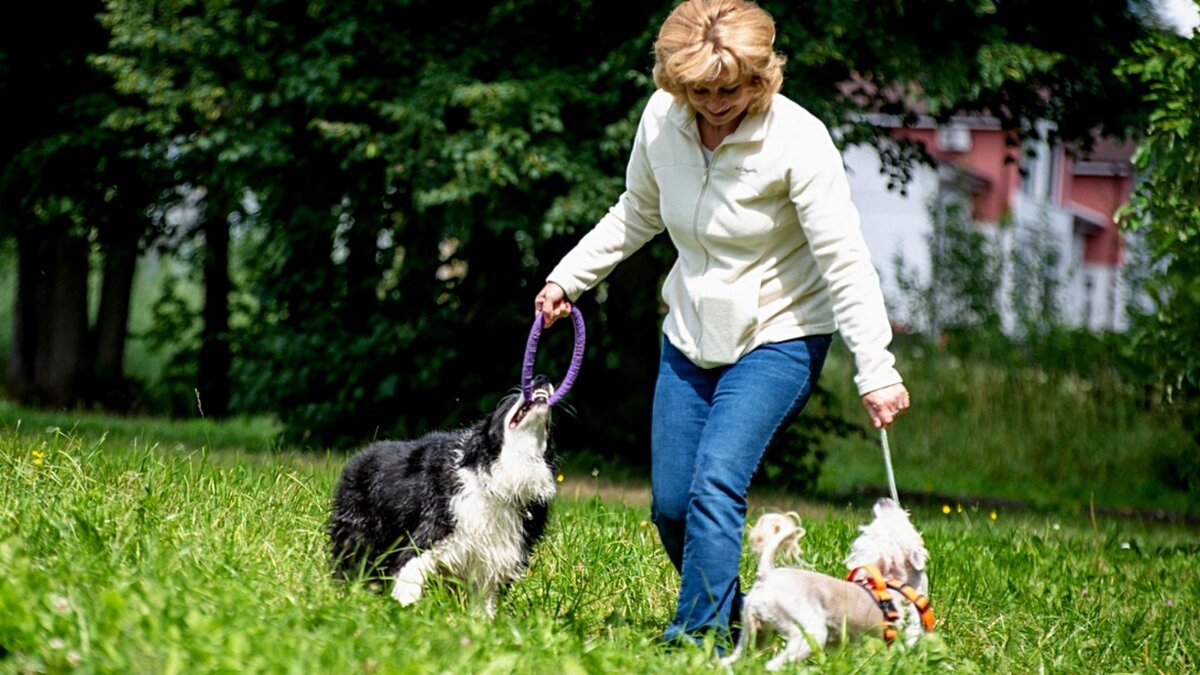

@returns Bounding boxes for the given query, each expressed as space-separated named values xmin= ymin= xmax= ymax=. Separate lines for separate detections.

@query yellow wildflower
xmin=942 ymin=504 xmax=951 ymax=514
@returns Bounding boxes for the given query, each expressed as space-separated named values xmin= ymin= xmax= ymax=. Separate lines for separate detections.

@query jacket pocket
xmin=685 ymin=267 xmax=763 ymax=366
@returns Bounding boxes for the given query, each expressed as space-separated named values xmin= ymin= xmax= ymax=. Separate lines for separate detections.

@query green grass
xmin=1 ymin=421 xmax=1196 ymax=673
xmin=0 ymin=399 xmax=281 ymax=458
xmin=813 ymin=343 xmax=1198 ymax=517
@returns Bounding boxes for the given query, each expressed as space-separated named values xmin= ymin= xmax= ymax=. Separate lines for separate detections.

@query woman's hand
xmin=534 ymin=282 xmax=572 ymax=328
xmin=861 ymin=382 xmax=911 ymax=429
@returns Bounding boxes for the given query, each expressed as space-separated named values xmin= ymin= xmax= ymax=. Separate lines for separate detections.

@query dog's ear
xmin=782 ymin=512 xmax=805 ymax=540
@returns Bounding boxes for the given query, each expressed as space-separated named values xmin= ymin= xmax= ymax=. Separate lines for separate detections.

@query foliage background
xmin=2 ymin=0 xmax=1196 ymax=488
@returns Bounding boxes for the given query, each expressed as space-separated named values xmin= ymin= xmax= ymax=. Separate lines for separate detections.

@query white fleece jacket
xmin=547 ymin=90 xmax=901 ymax=395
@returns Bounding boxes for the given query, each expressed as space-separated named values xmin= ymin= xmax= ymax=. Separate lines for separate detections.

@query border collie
xmin=328 ymin=376 xmax=557 ymax=615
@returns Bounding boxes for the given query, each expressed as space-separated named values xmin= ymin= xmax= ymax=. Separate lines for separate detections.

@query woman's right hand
xmin=534 ymin=282 xmax=572 ymax=328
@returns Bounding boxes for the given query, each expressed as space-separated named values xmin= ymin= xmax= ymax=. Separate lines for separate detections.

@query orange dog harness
xmin=846 ymin=564 xmax=935 ymax=643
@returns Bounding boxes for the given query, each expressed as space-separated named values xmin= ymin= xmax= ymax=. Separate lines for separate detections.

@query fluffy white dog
xmin=722 ymin=499 xmax=933 ymax=670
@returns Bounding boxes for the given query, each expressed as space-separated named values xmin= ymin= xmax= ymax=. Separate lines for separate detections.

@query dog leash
xmin=522 ymin=306 xmax=585 ymax=405
xmin=880 ymin=428 xmax=900 ymax=504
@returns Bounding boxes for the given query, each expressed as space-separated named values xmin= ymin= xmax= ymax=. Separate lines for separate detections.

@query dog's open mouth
xmin=509 ymin=384 xmax=552 ymax=429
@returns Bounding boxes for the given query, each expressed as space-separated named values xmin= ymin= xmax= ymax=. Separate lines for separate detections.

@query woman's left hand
xmin=861 ymin=383 xmax=911 ymax=429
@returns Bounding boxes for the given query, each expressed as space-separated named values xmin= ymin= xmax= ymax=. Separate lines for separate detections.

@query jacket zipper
xmin=691 ymin=143 xmax=716 ymax=351
xmin=691 ymin=146 xmax=716 ymax=272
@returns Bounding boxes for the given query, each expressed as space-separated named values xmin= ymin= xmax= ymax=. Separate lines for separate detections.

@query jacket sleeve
xmin=546 ymin=99 xmax=665 ymax=300
xmin=789 ymin=124 xmax=902 ymax=396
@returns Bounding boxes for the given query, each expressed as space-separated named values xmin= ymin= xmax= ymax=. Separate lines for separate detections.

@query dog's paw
xmin=390 ymin=580 xmax=423 ymax=606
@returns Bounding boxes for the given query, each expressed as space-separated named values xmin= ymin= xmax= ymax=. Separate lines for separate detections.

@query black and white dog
xmin=328 ymin=376 xmax=558 ymax=615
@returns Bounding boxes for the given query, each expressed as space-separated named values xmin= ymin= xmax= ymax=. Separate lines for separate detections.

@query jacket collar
xmin=668 ymin=93 xmax=771 ymax=145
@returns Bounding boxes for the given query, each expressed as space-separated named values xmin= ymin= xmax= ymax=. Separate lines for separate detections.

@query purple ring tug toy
xmin=522 ymin=306 xmax=585 ymax=406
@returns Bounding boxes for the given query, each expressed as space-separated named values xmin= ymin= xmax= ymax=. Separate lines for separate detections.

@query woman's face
xmin=685 ymin=76 xmax=754 ymax=128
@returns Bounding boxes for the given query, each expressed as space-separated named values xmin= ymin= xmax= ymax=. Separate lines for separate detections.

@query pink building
xmin=845 ymin=115 xmax=1136 ymax=332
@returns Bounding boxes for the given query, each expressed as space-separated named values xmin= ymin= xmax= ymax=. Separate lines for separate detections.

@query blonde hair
xmin=652 ymin=0 xmax=786 ymax=114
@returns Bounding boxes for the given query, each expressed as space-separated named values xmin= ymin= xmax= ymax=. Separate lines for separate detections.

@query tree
xmin=97 ymin=0 xmax=668 ymax=446
xmin=894 ymin=197 xmax=1003 ymax=339
xmin=0 ymin=0 xmax=1144 ymax=463
xmin=98 ymin=0 xmax=317 ymax=417
xmin=0 ymin=2 xmax=159 ymax=408
xmin=764 ymin=0 xmax=1154 ymax=183
xmin=1116 ymin=26 xmax=1200 ymax=463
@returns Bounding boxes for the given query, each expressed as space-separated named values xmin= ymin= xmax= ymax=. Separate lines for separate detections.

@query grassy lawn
xmin=811 ymin=344 xmax=1199 ymax=518
xmin=1 ymin=408 xmax=1196 ymax=673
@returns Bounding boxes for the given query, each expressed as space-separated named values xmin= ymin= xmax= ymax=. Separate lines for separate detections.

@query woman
xmin=534 ymin=0 xmax=910 ymax=646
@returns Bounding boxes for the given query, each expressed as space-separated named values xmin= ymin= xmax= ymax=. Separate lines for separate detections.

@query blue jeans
xmin=651 ymin=334 xmax=832 ymax=643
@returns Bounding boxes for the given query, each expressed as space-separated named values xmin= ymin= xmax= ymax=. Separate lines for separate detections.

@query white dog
xmin=722 ymin=499 xmax=933 ymax=670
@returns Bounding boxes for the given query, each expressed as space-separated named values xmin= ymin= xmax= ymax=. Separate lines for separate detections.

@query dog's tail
xmin=756 ymin=512 xmax=805 ymax=576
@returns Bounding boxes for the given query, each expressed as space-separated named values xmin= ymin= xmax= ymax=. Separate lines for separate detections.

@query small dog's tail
xmin=755 ymin=512 xmax=805 ymax=577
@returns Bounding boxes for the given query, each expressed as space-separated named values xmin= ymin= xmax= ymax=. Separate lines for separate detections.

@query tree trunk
xmin=8 ymin=234 xmax=40 ymax=393
xmin=197 ymin=210 xmax=231 ymax=417
xmin=10 ymin=223 xmax=89 ymax=407
xmin=91 ymin=226 xmax=139 ymax=407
